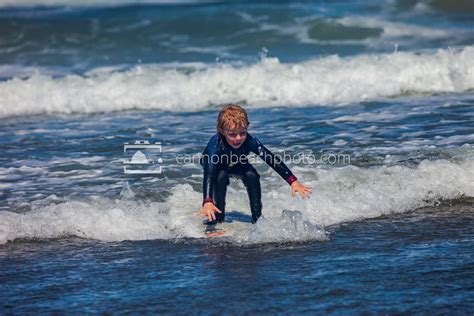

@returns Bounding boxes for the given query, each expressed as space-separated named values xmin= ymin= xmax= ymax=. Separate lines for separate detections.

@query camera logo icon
xmin=123 ymin=140 xmax=163 ymax=175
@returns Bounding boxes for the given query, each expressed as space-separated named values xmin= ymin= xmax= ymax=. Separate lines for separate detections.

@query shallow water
xmin=2 ymin=202 xmax=474 ymax=314
xmin=1 ymin=96 xmax=473 ymax=313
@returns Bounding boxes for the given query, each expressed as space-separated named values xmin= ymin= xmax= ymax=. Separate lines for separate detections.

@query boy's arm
xmin=202 ymin=154 xmax=216 ymax=205
xmin=201 ymin=136 xmax=219 ymax=205
xmin=249 ymin=136 xmax=297 ymax=185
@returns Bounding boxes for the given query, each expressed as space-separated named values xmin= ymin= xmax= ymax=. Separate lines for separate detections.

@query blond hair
xmin=216 ymin=104 xmax=249 ymax=134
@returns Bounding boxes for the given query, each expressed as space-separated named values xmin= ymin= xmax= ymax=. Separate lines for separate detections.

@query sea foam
xmin=0 ymin=46 xmax=473 ymax=118
xmin=1 ymin=151 xmax=473 ymax=245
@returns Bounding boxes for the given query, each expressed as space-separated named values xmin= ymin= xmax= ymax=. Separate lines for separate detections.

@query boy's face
xmin=223 ymin=126 xmax=248 ymax=149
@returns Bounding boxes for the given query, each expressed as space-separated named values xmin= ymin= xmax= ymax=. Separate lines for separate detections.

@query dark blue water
xmin=2 ymin=202 xmax=473 ymax=314
xmin=1 ymin=0 xmax=474 ymax=75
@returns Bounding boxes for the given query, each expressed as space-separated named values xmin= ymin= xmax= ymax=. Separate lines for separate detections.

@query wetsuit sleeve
xmin=201 ymin=135 xmax=219 ymax=205
xmin=249 ymin=136 xmax=297 ymax=185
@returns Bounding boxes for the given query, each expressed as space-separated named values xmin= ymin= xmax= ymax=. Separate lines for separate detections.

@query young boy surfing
xmin=199 ymin=104 xmax=312 ymax=224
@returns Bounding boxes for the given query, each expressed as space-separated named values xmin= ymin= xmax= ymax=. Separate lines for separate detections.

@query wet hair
xmin=216 ymin=104 xmax=249 ymax=134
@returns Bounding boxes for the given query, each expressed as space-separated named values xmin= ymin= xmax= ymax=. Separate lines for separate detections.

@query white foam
xmin=1 ymin=46 xmax=473 ymax=118
xmin=337 ymin=16 xmax=451 ymax=40
xmin=333 ymin=111 xmax=406 ymax=123
xmin=333 ymin=140 xmax=348 ymax=146
xmin=0 ymin=165 xmax=45 ymax=175
xmin=0 ymin=65 xmax=71 ymax=79
xmin=233 ymin=210 xmax=328 ymax=244
xmin=1 ymin=150 xmax=473 ymax=245
xmin=177 ymin=45 xmax=242 ymax=59
xmin=437 ymin=134 xmax=474 ymax=145
xmin=241 ymin=14 xmax=457 ymax=47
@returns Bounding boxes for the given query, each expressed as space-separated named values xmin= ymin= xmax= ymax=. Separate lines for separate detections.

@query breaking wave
xmin=0 ymin=46 xmax=473 ymax=118
xmin=1 ymin=151 xmax=473 ymax=245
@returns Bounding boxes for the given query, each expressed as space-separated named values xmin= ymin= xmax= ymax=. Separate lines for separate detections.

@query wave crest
xmin=0 ymin=46 xmax=473 ymax=118
xmin=1 ymin=152 xmax=473 ymax=245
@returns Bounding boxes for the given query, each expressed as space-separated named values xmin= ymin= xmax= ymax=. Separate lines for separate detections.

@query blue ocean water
xmin=1 ymin=0 xmax=474 ymax=314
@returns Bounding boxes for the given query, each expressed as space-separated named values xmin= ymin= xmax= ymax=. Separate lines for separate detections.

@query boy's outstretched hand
xmin=291 ymin=180 xmax=312 ymax=199
xmin=199 ymin=202 xmax=222 ymax=222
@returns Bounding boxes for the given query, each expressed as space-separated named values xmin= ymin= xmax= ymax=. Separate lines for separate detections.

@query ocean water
xmin=1 ymin=0 xmax=474 ymax=314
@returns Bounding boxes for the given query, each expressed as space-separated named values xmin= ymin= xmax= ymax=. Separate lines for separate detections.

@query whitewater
xmin=1 ymin=46 xmax=473 ymax=118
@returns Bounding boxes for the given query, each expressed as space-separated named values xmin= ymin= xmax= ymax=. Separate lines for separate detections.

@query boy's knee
xmin=244 ymin=169 xmax=260 ymax=183
xmin=216 ymin=170 xmax=229 ymax=186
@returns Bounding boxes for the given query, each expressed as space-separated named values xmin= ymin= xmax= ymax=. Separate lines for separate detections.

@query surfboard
xmin=204 ymin=222 xmax=225 ymax=237
xmin=203 ymin=218 xmax=252 ymax=238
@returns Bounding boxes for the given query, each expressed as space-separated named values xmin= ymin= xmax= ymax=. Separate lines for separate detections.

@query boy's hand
xmin=291 ymin=181 xmax=312 ymax=199
xmin=199 ymin=202 xmax=222 ymax=222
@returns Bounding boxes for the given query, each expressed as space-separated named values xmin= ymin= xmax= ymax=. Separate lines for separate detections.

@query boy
xmin=199 ymin=104 xmax=312 ymax=224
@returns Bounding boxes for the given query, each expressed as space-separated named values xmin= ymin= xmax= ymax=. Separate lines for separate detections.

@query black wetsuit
xmin=201 ymin=133 xmax=297 ymax=223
